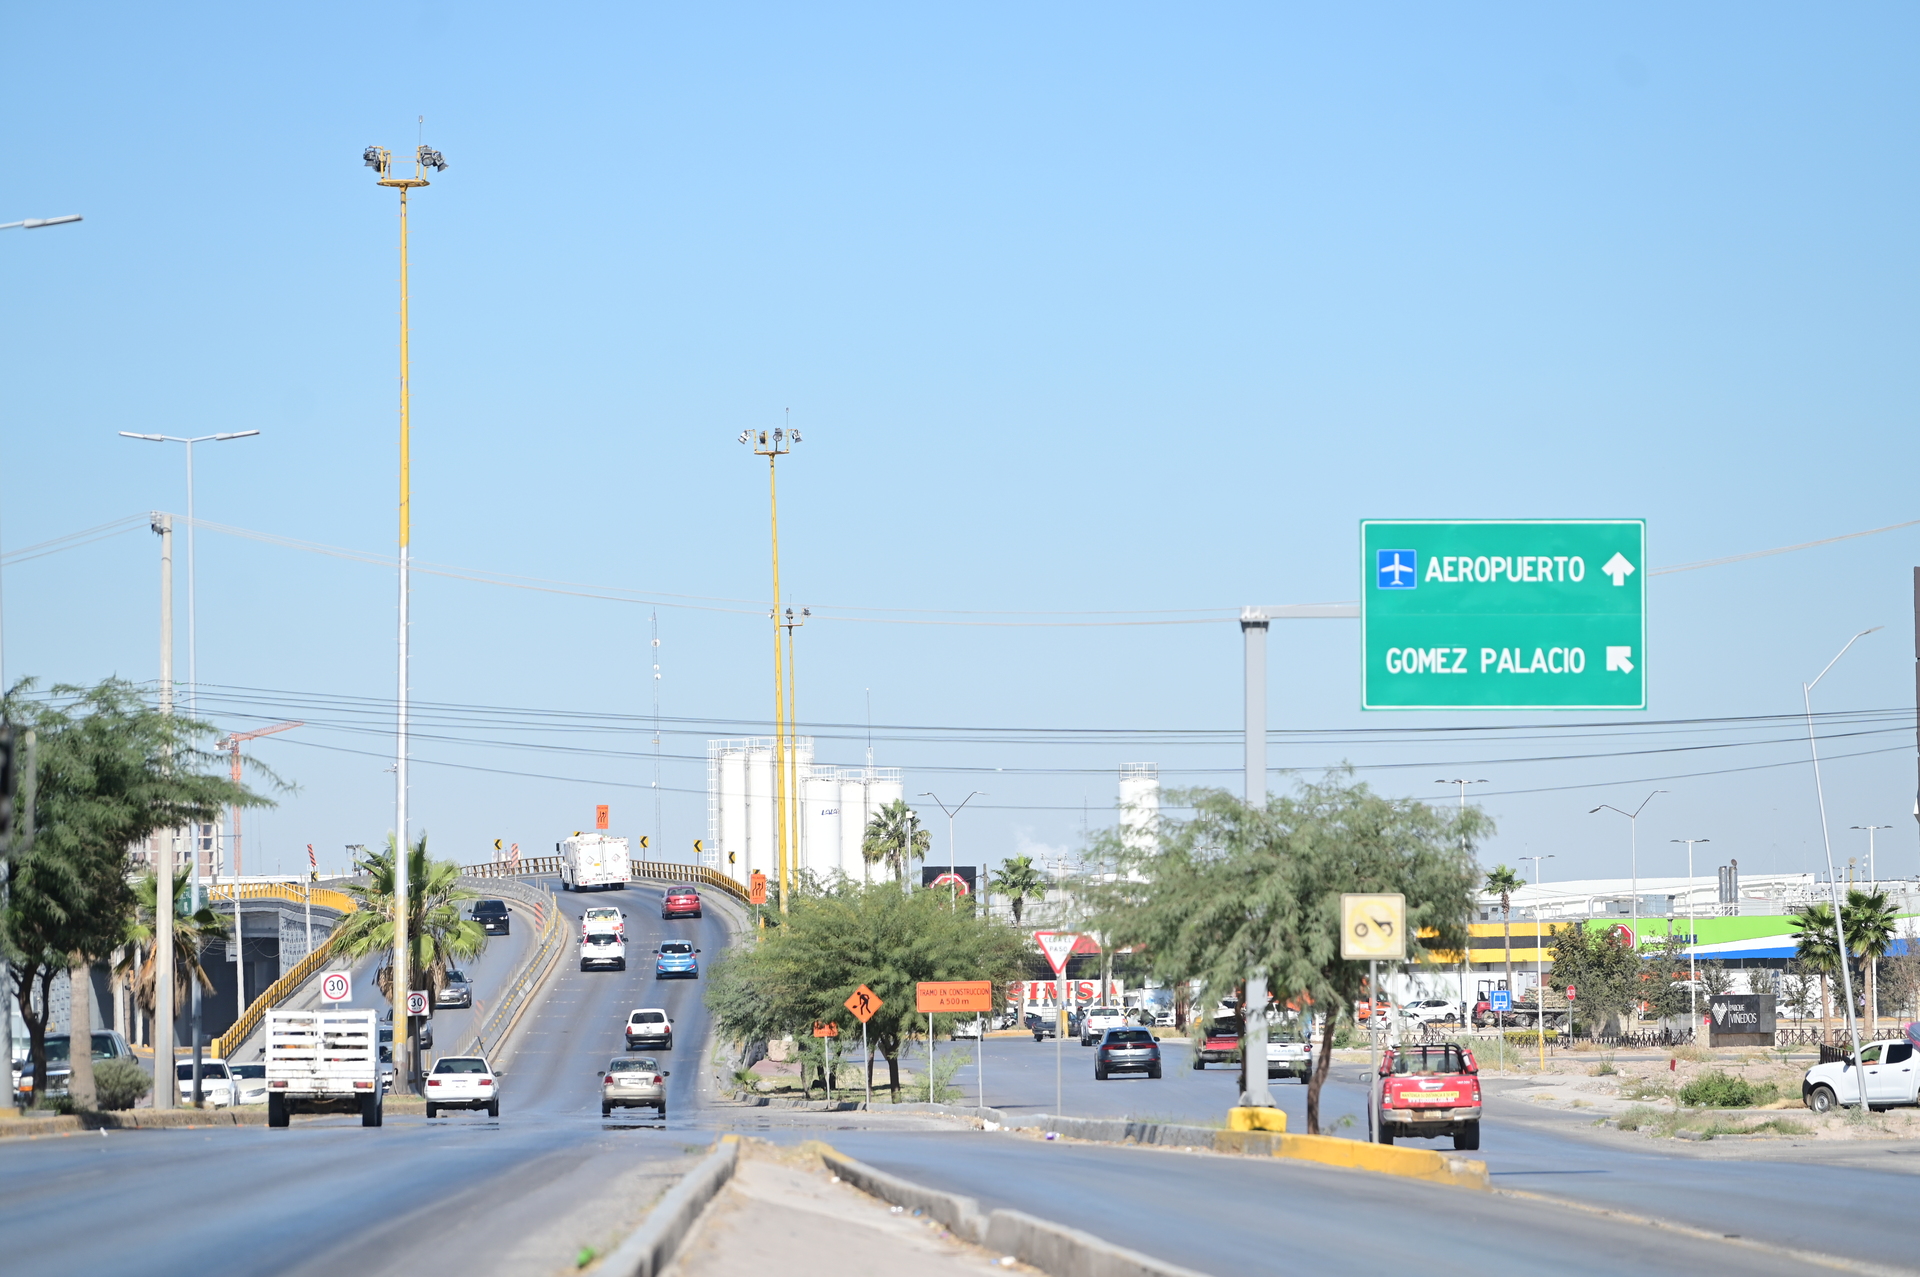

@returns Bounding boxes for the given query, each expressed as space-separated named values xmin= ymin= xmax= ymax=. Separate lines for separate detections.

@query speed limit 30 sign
xmin=321 ymin=971 xmax=352 ymax=1003
xmin=406 ymin=991 xmax=429 ymax=1017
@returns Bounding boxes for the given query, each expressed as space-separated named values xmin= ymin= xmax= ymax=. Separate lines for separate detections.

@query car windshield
xmin=584 ymin=909 xmax=620 ymax=922
xmin=1106 ymin=1029 xmax=1153 ymax=1044
xmin=178 ymin=1063 xmax=230 ymax=1080
xmin=446 ymin=970 xmax=466 ymax=983
xmin=232 ymin=1065 xmax=266 ymax=1079
xmin=631 ymin=1012 xmax=666 ymax=1024
xmin=1391 ymin=1045 xmax=1467 ymax=1076
xmin=610 ymin=1058 xmax=659 ymax=1072
xmin=434 ymin=1058 xmax=490 ymax=1074
xmin=40 ymin=1033 xmax=121 ymax=1064
xmin=668 ymin=886 xmax=694 ymax=896
xmin=474 ymin=901 xmax=506 ymax=914
xmin=1209 ymin=1018 xmax=1244 ymax=1037
xmin=660 ymin=943 xmax=692 ymax=955
xmin=586 ymin=934 xmax=618 ymax=944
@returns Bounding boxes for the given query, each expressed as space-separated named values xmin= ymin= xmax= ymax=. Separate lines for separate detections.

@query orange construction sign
xmin=845 ymin=985 xmax=883 ymax=1023
xmin=595 ymin=804 xmax=610 ymax=830
xmin=916 ymin=981 xmax=993 ymax=1013
xmin=749 ymin=872 xmax=768 ymax=905
xmin=812 ymin=1020 xmax=840 ymax=1038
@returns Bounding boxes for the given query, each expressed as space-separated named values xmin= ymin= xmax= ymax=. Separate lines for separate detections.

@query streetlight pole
xmin=1437 ymin=780 xmax=1488 ymax=1019
xmin=1520 ymin=854 xmax=1553 ymax=1061
xmin=1589 ymin=790 xmax=1666 ymax=943
xmin=152 ymin=514 xmax=174 ymax=1108
xmin=1851 ymin=825 xmax=1892 ymax=887
xmin=740 ymin=424 xmax=800 ymax=912
xmin=365 ymin=138 xmax=447 ymax=1092
xmin=120 ymin=428 xmax=259 ymax=1103
xmin=1670 ymin=839 xmax=1710 ymax=1039
xmin=1806 ymin=628 xmax=1881 ymax=1090
xmin=0 ymin=212 xmax=82 ymax=698
xmin=920 ymin=791 xmax=985 ymax=913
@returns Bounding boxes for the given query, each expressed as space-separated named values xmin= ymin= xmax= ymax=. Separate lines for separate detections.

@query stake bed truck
xmin=266 ymin=1009 xmax=382 ymax=1127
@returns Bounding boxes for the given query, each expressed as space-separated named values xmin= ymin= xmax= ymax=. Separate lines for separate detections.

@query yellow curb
xmin=1227 ymin=1106 xmax=1288 ymax=1133
xmin=1258 ymin=1130 xmax=1487 ymax=1190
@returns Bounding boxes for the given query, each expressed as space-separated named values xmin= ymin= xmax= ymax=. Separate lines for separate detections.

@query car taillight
xmin=605 ymin=1075 xmax=616 ymax=1084
xmin=479 ymin=1078 xmax=492 ymax=1086
xmin=653 ymin=1075 xmax=663 ymax=1084
xmin=428 ymin=1079 xmax=441 ymax=1087
xmin=269 ymin=1080 xmax=288 ymax=1089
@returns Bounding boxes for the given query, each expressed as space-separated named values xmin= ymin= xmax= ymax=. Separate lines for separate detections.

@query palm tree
xmin=988 ymin=855 xmax=1046 ymax=926
xmin=861 ymin=800 xmax=931 ymax=882
xmin=1844 ymin=887 xmax=1898 ymax=1036
xmin=1790 ymin=901 xmax=1843 ymax=1034
xmin=114 ymin=871 xmax=223 ymax=1036
xmin=331 ymin=833 xmax=486 ymax=1009
xmin=1483 ymin=865 xmax=1524 ymax=1017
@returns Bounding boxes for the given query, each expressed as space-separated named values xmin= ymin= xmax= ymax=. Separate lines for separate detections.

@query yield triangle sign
xmin=1037 ymin=932 xmax=1080 ymax=976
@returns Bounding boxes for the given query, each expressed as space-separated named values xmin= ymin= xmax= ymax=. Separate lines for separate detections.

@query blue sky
xmin=4 ymin=4 xmax=1919 ymax=888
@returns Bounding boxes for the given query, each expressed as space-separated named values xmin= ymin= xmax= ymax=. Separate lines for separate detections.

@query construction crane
xmin=226 ymin=722 xmax=300 ymax=877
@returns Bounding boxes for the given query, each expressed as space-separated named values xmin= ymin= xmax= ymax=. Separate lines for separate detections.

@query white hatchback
xmin=426 ymin=1056 xmax=500 ymax=1118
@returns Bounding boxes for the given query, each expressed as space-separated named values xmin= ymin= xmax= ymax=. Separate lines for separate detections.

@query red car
xmin=1375 ymin=1042 xmax=1482 ymax=1151
xmin=662 ymin=885 xmax=702 ymax=920
xmin=1190 ymin=1015 xmax=1243 ymax=1070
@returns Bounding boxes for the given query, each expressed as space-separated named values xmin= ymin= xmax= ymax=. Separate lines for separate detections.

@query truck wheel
xmin=267 ymin=1095 xmax=288 ymax=1128
xmin=1033 ymin=1032 xmax=1043 ymax=1042
xmin=1376 ymin=1126 xmax=1394 ymax=1145
xmin=1454 ymin=1122 xmax=1480 ymax=1151
xmin=1191 ymin=1055 xmax=1203 ymax=1070
xmin=361 ymin=1094 xmax=383 ymax=1127
xmin=1808 ymin=1085 xmax=1838 ymax=1114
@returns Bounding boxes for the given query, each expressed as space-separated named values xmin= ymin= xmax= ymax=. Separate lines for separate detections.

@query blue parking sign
xmin=1490 ymin=990 xmax=1511 ymax=1013
xmin=1375 ymin=549 xmax=1417 ymax=590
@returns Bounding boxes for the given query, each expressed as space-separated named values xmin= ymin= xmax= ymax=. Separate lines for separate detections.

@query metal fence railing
xmin=457 ymin=857 xmax=749 ymax=905
xmin=210 ymin=924 xmax=353 ymax=1060
xmin=205 ymin=882 xmax=357 ymax=914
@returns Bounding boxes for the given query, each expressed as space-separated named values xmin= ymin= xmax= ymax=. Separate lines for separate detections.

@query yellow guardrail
xmin=457 ymin=857 xmax=749 ymax=904
xmin=205 ymin=881 xmax=357 ymax=914
xmin=209 ymin=903 xmax=357 ymax=1060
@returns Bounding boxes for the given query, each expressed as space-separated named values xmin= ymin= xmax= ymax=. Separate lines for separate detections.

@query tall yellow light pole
xmin=783 ymin=605 xmax=810 ymax=901
xmin=365 ymin=139 xmax=447 ymax=1093
xmin=740 ymin=426 xmax=800 ymax=912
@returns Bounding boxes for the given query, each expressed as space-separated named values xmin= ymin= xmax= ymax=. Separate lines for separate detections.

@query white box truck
xmin=560 ymin=834 xmax=630 ymax=892
xmin=265 ymin=1008 xmax=382 ymax=1127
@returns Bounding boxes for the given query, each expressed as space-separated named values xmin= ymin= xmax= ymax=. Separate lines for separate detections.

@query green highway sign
xmin=1360 ymin=519 xmax=1646 ymax=710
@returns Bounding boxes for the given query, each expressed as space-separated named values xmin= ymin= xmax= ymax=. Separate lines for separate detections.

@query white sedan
xmin=176 ymin=1059 xmax=237 ymax=1108
xmin=426 ymin=1056 xmax=501 ymax=1118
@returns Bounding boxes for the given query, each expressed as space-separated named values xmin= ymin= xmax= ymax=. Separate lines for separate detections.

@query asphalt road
xmin=0 ymin=876 xmax=735 ymax=1277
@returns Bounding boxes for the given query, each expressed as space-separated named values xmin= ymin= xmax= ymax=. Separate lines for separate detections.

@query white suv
xmin=580 ymin=931 xmax=627 ymax=971
xmin=1401 ymin=998 xmax=1462 ymax=1027
xmin=1079 ymin=1007 xmax=1131 ymax=1046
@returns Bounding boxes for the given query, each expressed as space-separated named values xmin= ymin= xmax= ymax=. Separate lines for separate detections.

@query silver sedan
xmin=602 ymin=1056 xmax=669 ymax=1119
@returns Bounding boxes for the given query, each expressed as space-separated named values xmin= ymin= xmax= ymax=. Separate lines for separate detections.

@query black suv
xmin=472 ymin=899 xmax=510 ymax=935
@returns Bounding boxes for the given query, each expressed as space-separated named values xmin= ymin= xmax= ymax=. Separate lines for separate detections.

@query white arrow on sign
xmin=321 ymin=971 xmax=351 ymax=1003
xmin=1037 ymin=932 xmax=1080 ymax=976
xmin=1601 ymin=552 xmax=1636 ymax=586
xmin=1606 ymin=646 xmax=1634 ymax=673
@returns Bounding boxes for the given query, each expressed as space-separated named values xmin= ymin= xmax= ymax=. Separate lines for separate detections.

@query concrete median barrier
xmin=602 ymin=1136 xmax=740 ymax=1277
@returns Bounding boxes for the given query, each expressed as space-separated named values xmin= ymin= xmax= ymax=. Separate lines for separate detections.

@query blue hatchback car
xmin=655 ymin=941 xmax=700 ymax=979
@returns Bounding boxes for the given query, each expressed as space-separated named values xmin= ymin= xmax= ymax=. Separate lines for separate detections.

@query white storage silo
xmin=1119 ymin=763 xmax=1159 ymax=856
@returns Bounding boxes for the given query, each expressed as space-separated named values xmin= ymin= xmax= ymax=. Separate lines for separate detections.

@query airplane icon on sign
xmin=1376 ymin=550 xmax=1418 ymax=590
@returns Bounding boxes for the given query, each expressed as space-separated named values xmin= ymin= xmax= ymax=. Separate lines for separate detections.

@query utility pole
xmin=1851 ymin=825 xmax=1892 ymax=886
xmin=153 ymin=514 xmax=175 ymax=1108
xmin=1670 ymin=839 xmax=1709 ymax=1038
xmin=784 ymin=606 xmax=809 ymax=888
xmin=1437 ymin=780 xmax=1488 ymax=1020
xmin=742 ymin=422 xmax=800 ymax=911
xmin=1239 ymin=609 xmax=1273 ymax=1109
xmin=1590 ymin=791 xmax=1666 ymax=942
xmin=920 ymin=791 xmax=985 ymax=913
xmin=366 ymin=135 xmax=447 ymax=1093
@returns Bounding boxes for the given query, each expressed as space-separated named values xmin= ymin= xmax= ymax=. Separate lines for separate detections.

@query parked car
xmin=1024 ymin=1011 xmax=1058 ymax=1041
xmin=425 ymin=1055 xmax=500 ymax=1119
xmin=1401 ymin=998 xmax=1462 ymax=1027
xmin=177 ymin=1058 xmax=237 ymax=1108
xmin=654 ymin=941 xmax=700 ymax=979
xmin=602 ymin=1055 xmax=668 ymax=1119
xmin=1152 ymin=1010 xmax=1177 ymax=1029
xmin=581 ymin=930 xmax=627 ymax=971
xmin=1079 ymin=1006 xmax=1130 ymax=1046
xmin=1803 ymin=1039 xmax=1920 ymax=1112
xmin=625 ymin=1008 xmax=674 ymax=1051
xmin=1376 ymin=1042 xmax=1481 ymax=1150
xmin=438 ymin=969 xmax=473 ymax=1009
xmin=1095 ymin=1028 xmax=1163 ymax=1080
xmin=230 ymin=1062 xmax=269 ymax=1105
xmin=581 ymin=906 xmax=626 ymax=937
xmin=471 ymin=899 xmax=511 ymax=936
xmin=12 ymin=1030 xmax=134 ymax=1103
xmin=662 ymin=885 xmax=703 ymax=920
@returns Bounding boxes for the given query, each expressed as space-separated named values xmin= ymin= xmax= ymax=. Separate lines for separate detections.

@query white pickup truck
xmin=1803 ymin=1038 xmax=1920 ymax=1112
xmin=266 ymin=1008 xmax=382 ymax=1127
xmin=1265 ymin=1035 xmax=1312 ymax=1083
xmin=560 ymin=834 xmax=630 ymax=892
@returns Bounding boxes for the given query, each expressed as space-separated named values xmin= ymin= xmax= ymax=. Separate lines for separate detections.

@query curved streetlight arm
xmin=1807 ymin=627 xmax=1883 ymax=695
xmin=1 ymin=215 xmax=82 ymax=230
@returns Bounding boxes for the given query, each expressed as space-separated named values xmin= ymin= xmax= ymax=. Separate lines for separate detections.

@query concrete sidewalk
xmin=668 ymin=1142 xmax=1034 ymax=1277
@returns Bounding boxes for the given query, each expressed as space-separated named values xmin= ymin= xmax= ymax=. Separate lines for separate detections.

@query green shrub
xmin=1616 ymin=1104 xmax=1662 ymax=1132
xmin=33 ymin=1093 xmax=74 ymax=1115
xmin=1679 ymin=1070 xmax=1762 ymax=1108
xmin=1502 ymin=1029 xmax=1557 ymax=1046
xmin=93 ymin=1059 xmax=152 ymax=1111
xmin=1589 ymin=1055 xmax=1618 ymax=1077
xmin=1617 ymin=1074 xmax=1672 ymax=1101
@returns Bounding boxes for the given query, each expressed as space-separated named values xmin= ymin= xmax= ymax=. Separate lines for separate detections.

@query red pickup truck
xmin=1375 ymin=1042 xmax=1482 ymax=1151
xmin=1190 ymin=1015 xmax=1243 ymax=1070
